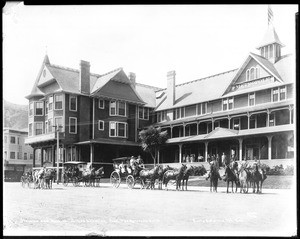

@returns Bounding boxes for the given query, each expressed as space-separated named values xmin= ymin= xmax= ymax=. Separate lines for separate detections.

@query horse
xmin=251 ymin=164 xmax=267 ymax=193
xmin=32 ymin=168 xmax=46 ymax=189
xmin=91 ymin=167 xmax=104 ymax=186
xmin=162 ymin=164 xmax=187 ymax=190
xmin=44 ymin=169 xmax=56 ymax=189
xmin=180 ymin=165 xmax=207 ymax=191
xmin=223 ymin=161 xmax=240 ymax=193
xmin=82 ymin=167 xmax=95 ymax=186
xmin=139 ymin=165 xmax=162 ymax=189
xmin=156 ymin=165 xmax=174 ymax=190
xmin=238 ymin=163 xmax=249 ymax=193
xmin=209 ymin=163 xmax=220 ymax=192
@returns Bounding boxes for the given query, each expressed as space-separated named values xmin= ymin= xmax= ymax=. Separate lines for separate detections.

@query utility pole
xmin=53 ymin=125 xmax=62 ymax=184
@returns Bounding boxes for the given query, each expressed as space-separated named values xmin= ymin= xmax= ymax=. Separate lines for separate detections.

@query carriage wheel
xmin=21 ymin=177 xmax=26 ymax=188
xmin=63 ymin=177 xmax=69 ymax=187
xmin=110 ymin=171 xmax=121 ymax=188
xmin=126 ymin=175 xmax=135 ymax=189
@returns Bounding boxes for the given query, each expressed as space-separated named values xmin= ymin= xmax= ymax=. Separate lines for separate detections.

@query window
xmin=161 ymin=111 xmax=166 ymax=121
xmin=4 ymin=136 xmax=7 ymax=143
xmin=173 ymin=108 xmax=181 ymax=120
xmin=35 ymin=122 xmax=43 ymax=135
xmin=69 ymin=95 xmax=77 ymax=111
xmin=29 ymin=124 xmax=33 ymax=136
xmin=228 ymin=98 xmax=233 ymax=110
xmin=17 ymin=152 xmax=21 ymax=159
xmin=98 ymin=120 xmax=104 ymax=130
xmin=17 ymin=137 xmax=20 ymax=144
xmin=223 ymin=99 xmax=228 ymax=111
xmin=138 ymin=107 xmax=149 ymax=120
xmin=246 ymin=67 xmax=259 ymax=81
xmin=181 ymin=108 xmax=185 ymax=118
xmin=10 ymin=136 xmax=16 ymax=144
xmin=30 ymin=154 xmax=33 ymax=159
xmin=29 ymin=102 xmax=33 ymax=116
xmin=45 ymin=101 xmax=48 ymax=115
xmin=69 ymin=117 xmax=77 ymax=134
xmin=118 ymin=102 xmax=126 ymax=116
xmin=54 ymin=94 xmax=63 ymax=109
xmin=49 ymin=96 xmax=53 ymax=111
xmin=270 ymin=44 xmax=273 ymax=58
xmin=10 ymin=152 xmax=16 ymax=159
xmin=279 ymin=86 xmax=286 ymax=101
xmin=269 ymin=113 xmax=275 ymax=126
xmin=55 ymin=117 xmax=63 ymax=131
xmin=185 ymin=105 xmax=196 ymax=117
xmin=249 ymin=93 xmax=255 ymax=106
xmin=35 ymin=102 xmax=44 ymax=116
xmin=250 ymin=115 xmax=256 ymax=129
xmin=110 ymin=101 xmax=117 ymax=115
xmin=109 ymin=121 xmax=128 ymax=138
xmin=272 ymin=88 xmax=279 ymax=102
xmin=202 ymin=103 xmax=207 ymax=115
xmin=24 ymin=153 xmax=27 ymax=160
xmin=99 ymin=99 xmax=105 ymax=109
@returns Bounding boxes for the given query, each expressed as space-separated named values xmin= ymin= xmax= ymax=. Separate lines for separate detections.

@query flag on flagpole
xmin=268 ymin=5 xmax=273 ymax=26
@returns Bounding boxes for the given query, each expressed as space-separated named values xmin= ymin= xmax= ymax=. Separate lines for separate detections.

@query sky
xmin=3 ymin=4 xmax=298 ymax=105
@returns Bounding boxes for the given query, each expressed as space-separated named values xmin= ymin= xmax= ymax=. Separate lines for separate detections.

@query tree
xmin=138 ymin=126 xmax=169 ymax=165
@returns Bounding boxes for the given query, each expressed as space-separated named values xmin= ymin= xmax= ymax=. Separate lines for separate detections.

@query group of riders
xmin=116 ymin=155 xmax=145 ymax=176
xmin=206 ymin=152 xmax=261 ymax=181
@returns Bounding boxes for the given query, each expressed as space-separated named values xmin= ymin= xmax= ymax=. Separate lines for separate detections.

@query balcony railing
xmin=25 ymin=132 xmax=65 ymax=144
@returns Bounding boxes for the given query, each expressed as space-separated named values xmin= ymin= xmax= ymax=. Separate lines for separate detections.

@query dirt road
xmin=3 ymin=182 xmax=297 ymax=236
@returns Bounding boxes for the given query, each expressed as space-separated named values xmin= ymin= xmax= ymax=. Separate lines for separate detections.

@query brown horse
xmin=162 ymin=164 xmax=187 ymax=190
xmin=209 ymin=164 xmax=219 ymax=192
xmin=44 ymin=169 xmax=56 ymax=189
xmin=251 ymin=164 xmax=267 ymax=193
xmin=156 ymin=165 xmax=174 ymax=190
xmin=224 ymin=162 xmax=240 ymax=193
xmin=139 ymin=165 xmax=161 ymax=189
xmin=181 ymin=165 xmax=207 ymax=191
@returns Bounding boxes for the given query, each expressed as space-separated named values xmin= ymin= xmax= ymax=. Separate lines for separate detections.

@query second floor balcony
xmin=25 ymin=132 xmax=65 ymax=145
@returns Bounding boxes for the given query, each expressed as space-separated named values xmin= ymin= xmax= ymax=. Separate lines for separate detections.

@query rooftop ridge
xmin=155 ymin=68 xmax=239 ymax=92
xmin=135 ymin=82 xmax=162 ymax=91
xmin=99 ymin=67 xmax=123 ymax=78
xmin=49 ymin=63 xmax=101 ymax=77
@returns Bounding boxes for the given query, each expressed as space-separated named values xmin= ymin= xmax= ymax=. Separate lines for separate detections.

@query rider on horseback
xmin=206 ymin=156 xmax=222 ymax=181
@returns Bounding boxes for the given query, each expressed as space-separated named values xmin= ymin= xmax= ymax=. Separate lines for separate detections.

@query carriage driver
xmin=136 ymin=155 xmax=145 ymax=169
xmin=130 ymin=156 xmax=136 ymax=170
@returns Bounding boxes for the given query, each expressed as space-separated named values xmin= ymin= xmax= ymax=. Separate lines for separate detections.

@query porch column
xmin=157 ymin=149 xmax=160 ymax=164
xmin=179 ymin=144 xmax=182 ymax=163
xmin=41 ymin=148 xmax=44 ymax=166
xmin=170 ymin=125 xmax=173 ymax=138
xmin=289 ymin=105 xmax=293 ymax=124
xmin=196 ymin=121 xmax=199 ymax=135
xmin=228 ymin=116 xmax=231 ymax=129
xmin=212 ymin=119 xmax=215 ymax=130
xmin=247 ymin=113 xmax=250 ymax=129
xmin=183 ymin=123 xmax=186 ymax=137
xmin=238 ymin=138 xmax=243 ymax=161
xmin=204 ymin=141 xmax=209 ymax=162
xmin=33 ymin=148 xmax=36 ymax=168
xmin=267 ymin=109 xmax=270 ymax=127
xmin=267 ymin=135 xmax=273 ymax=160
xmin=90 ymin=144 xmax=94 ymax=163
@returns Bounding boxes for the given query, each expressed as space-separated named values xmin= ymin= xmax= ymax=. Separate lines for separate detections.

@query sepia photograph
xmin=3 ymin=3 xmax=298 ymax=236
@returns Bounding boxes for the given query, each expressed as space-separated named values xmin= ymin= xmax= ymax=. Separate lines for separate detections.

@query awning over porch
xmin=74 ymin=138 xmax=140 ymax=147
xmin=166 ymin=124 xmax=294 ymax=144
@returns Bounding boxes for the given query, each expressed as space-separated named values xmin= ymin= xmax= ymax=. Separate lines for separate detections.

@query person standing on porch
xmin=221 ymin=152 xmax=226 ymax=167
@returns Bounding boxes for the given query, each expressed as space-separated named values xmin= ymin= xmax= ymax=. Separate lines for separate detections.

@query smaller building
xmin=3 ymin=128 xmax=33 ymax=181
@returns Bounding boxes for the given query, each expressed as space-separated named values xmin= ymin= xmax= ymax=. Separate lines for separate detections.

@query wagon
xmin=62 ymin=161 xmax=88 ymax=187
xmin=110 ymin=157 xmax=144 ymax=189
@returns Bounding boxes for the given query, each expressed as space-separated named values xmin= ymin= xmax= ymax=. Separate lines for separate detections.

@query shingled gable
xmin=222 ymin=52 xmax=283 ymax=96
xmin=204 ymin=127 xmax=238 ymax=139
xmin=91 ymin=68 xmax=146 ymax=105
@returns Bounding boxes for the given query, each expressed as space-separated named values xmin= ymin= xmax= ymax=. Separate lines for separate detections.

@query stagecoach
xmin=62 ymin=161 xmax=104 ymax=187
xmin=110 ymin=157 xmax=146 ymax=189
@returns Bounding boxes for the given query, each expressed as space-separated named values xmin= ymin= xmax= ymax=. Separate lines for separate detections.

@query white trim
xmin=279 ymin=86 xmax=287 ymax=101
xmin=69 ymin=95 xmax=77 ymax=112
xmin=109 ymin=100 xmax=127 ymax=117
xmin=138 ymin=106 xmax=149 ymax=120
xmin=54 ymin=94 xmax=63 ymax=110
xmin=271 ymin=87 xmax=279 ymax=102
xmin=98 ymin=120 xmax=104 ymax=131
xmin=48 ymin=95 xmax=53 ymax=112
xmin=109 ymin=121 xmax=116 ymax=137
xmin=109 ymin=100 xmax=117 ymax=116
xmin=29 ymin=102 xmax=34 ymax=117
xmin=69 ymin=117 xmax=77 ymax=134
xmin=109 ymin=121 xmax=127 ymax=138
xmin=34 ymin=121 xmax=44 ymax=136
xmin=248 ymin=92 xmax=255 ymax=106
xmin=98 ymin=99 xmax=105 ymax=109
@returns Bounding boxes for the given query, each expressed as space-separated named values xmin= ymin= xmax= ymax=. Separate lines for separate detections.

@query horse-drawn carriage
xmin=21 ymin=170 xmax=34 ymax=188
xmin=110 ymin=157 xmax=157 ymax=189
xmin=63 ymin=161 xmax=104 ymax=187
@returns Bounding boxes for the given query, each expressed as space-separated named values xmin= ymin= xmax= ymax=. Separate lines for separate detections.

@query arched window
xmin=250 ymin=68 xmax=255 ymax=80
xmin=255 ymin=67 xmax=260 ymax=79
xmin=246 ymin=70 xmax=250 ymax=81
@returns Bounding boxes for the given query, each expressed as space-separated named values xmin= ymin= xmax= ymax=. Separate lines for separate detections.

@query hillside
xmin=3 ymin=100 xmax=28 ymax=130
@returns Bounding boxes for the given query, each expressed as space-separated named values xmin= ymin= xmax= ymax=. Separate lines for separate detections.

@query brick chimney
xmin=128 ymin=72 xmax=136 ymax=88
xmin=79 ymin=60 xmax=90 ymax=94
xmin=167 ymin=70 xmax=176 ymax=106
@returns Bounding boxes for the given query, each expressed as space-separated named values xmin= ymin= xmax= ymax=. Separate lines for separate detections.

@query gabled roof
xmin=155 ymin=69 xmax=238 ymax=111
xmin=256 ymin=26 xmax=285 ymax=49
xmin=204 ymin=127 xmax=238 ymax=139
xmin=135 ymin=83 xmax=162 ymax=108
xmin=91 ymin=68 xmax=122 ymax=94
